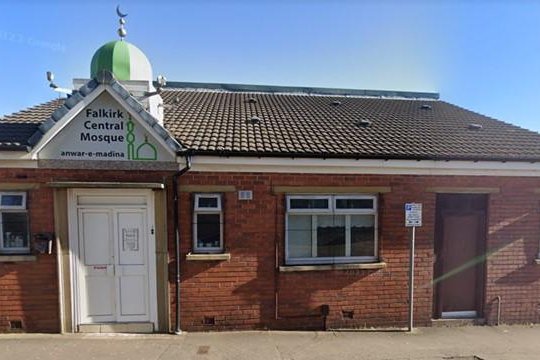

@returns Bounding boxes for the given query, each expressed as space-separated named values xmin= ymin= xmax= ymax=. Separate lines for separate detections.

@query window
xmin=0 ymin=192 xmax=30 ymax=254
xmin=193 ymin=194 xmax=223 ymax=253
xmin=286 ymin=195 xmax=377 ymax=265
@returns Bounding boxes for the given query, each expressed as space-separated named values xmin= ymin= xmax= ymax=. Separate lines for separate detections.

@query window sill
xmin=186 ymin=253 xmax=231 ymax=261
xmin=0 ymin=254 xmax=37 ymax=262
xmin=534 ymin=258 xmax=540 ymax=265
xmin=279 ymin=262 xmax=386 ymax=272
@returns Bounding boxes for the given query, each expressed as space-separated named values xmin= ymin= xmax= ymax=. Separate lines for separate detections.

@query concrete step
xmin=78 ymin=322 xmax=154 ymax=333
xmin=431 ymin=318 xmax=485 ymax=327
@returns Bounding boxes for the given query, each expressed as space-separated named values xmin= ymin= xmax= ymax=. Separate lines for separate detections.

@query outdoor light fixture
xmin=45 ymin=71 xmax=72 ymax=95
xmin=145 ymin=74 xmax=167 ymax=97
xmin=46 ymin=71 xmax=56 ymax=88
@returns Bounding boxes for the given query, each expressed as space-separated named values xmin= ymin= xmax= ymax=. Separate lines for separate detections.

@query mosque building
xmin=1 ymin=9 xmax=540 ymax=333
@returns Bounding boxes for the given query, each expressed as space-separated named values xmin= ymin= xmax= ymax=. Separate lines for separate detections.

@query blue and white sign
xmin=405 ymin=203 xmax=422 ymax=227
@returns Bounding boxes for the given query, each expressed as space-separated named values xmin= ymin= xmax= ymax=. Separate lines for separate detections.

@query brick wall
xmin=0 ymin=185 xmax=57 ymax=332
xmin=484 ymin=178 xmax=540 ymax=324
xmin=0 ymin=168 xmax=172 ymax=333
xmin=176 ymin=172 xmax=540 ymax=331
xmin=1 ymin=167 xmax=540 ymax=332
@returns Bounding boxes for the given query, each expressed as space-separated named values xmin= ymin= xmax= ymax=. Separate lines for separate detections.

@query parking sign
xmin=405 ymin=203 xmax=422 ymax=227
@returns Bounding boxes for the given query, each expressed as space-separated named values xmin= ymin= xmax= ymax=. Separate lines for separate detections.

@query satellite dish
xmin=116 ymin=5 xmax=128 ymax=18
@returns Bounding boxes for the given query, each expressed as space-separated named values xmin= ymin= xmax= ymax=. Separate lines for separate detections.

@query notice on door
xmin=122 ymin=228 xmax=139 ymax=251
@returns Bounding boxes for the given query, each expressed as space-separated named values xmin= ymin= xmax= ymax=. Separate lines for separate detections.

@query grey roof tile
xmin=0 ymin=123 xmax=37 ymax=150
xmin=3 ymin=84 xmax=540 ymax=161
xmin=158 ymin=89 xmax=540 ymax=161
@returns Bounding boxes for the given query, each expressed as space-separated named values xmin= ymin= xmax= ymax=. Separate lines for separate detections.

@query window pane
xmin=336 ymin=198 xmax=373 ymax=210
xmin=287 ymin=215 xmax=312 ymax=258
xmin=2 ymin=212 xmax=29 ymax=249
xmin=195 ymin=214 xmax=221 ymax=248
xmin=289 ymin=198 xmax=329 ymax=210
xmin=1 ymin=195 xmax=23 ymax=207
xmin=198 ymin=197 xmax=218 ymax=208
xmin=317 ymin=215 xmax=345 ymax=257
xmin=350 ymin=215 xmax=375 ymax=256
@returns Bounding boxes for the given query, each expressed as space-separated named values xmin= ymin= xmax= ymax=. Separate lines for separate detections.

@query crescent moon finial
xmin=116 ymin=5 xmax=128 ymax=18
xmin=116 ymin=5 xmax=128 ymax=40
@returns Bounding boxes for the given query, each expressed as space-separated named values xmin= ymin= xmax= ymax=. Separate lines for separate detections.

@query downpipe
xmin=495 ymin=295 xmax=502 ymax=326
xmin=172 ymin=153 xmax=192 ymax=334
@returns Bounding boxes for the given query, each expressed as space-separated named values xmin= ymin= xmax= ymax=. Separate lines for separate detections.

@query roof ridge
xmin=160 ymin=81 xmax=439 ymax=100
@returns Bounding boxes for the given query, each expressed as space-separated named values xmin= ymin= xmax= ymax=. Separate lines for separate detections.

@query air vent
xmin=468 ymin=123 xmax=483 ymax=130
xmin=420 ymin=104 xmax=432 ymax=110
xmin=247 ymin=97 xmax=257 ymax=104
xmin=342 ymin=310 xmax=354 ymax=319
xmin=203 ymin=316 xmax=215 ymax=325
xmin=238 ymin=190 xmax=253 ymax=201
xmin=9 ymin=320 xmax=23 ymax=330
xmin=356 ymin=119 xmax=372 ymax=127
xmin=331 ymin=100 xmax=342 ymax=106
xmin=246 ymin=116 xmax=261 ymax=124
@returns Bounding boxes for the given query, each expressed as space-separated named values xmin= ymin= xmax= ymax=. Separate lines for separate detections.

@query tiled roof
xmin=161 ymin=88 xmax=540 ymax=161
xmin=2 ymin=82 xmax=540 ymax=162
xmin=0 ymin=123 xmax=38 ymax=151
xmin=1 ymin=99 xmax=64 ymax=124
xmin=0 ymin=99 xmax=63 ymax=150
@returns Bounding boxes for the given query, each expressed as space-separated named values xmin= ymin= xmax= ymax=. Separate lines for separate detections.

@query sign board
xmin=405 ymin=203 xmax=422 ymax=227
xmin=39 ymin=92 xmax=174 ymax=162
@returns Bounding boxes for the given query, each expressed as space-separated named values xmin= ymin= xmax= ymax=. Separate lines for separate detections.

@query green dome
xmin=90 ymin=40 xmax=153 ymax=81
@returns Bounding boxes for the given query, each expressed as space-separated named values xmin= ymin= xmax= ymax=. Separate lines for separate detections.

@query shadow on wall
xmin=489 ymin=212 xmax=540 ymax=285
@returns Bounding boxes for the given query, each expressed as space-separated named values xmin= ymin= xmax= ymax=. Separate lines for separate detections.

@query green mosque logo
xmin=126 ymin=115 xmax=157 ymax=160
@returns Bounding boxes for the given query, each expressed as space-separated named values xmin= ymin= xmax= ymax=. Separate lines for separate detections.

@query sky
xmin=1 ymin=0 xmax=540 ymax=132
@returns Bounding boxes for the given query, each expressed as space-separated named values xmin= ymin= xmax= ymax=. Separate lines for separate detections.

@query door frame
xmin=433 ymin=194 xmax=488 ymax=319
xmin=67 ymin=188 xmax=158 ymax=331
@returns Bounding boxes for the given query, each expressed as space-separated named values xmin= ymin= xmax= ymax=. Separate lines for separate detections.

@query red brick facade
xmin=0 ymin=182 xmax=57 ymax=332
xmin=0 ymin=168 xmax=171 ymax=332
xmin=176 ymin=172 xmax=540 ymax=331
xmin=1 ymin=168 xmax=540 ymax=332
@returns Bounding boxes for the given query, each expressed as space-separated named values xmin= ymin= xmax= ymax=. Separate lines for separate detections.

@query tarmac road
xmin=0 ymin=325 xmax=539 ymax=360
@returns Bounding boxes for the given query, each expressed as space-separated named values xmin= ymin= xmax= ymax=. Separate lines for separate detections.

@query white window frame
xmin=333 ymin=195 xmax=375 ymax=214
xmin=0 ymin=192 xmax=30 ymax=254
xmin=193 ymin=193 xmax=223 ymax=253
xmin=285 ymin=194 xmax=378 ymax=265
xmin=0 ymin=192 xmax=27 ymax=210
xmin=286 ymin=195 xmax=332 ymax=213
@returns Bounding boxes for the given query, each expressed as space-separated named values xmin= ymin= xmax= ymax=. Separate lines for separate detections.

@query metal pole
xmin=408 ymin=226 xmax=416 ymax=332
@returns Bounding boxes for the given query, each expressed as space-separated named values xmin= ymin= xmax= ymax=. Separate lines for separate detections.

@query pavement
xmin=1 ymin=325 xmax=540 ymax=360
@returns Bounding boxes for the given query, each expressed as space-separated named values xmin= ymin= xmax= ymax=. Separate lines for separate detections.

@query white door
xmin=74 ymin=192 xmax=155 ymax=325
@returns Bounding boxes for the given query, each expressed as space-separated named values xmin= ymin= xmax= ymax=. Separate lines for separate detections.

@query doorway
xmin=68 ymin=189 xmax=157 ymax=331
xmin=434 ymin=194 xmax=487 ymax=319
